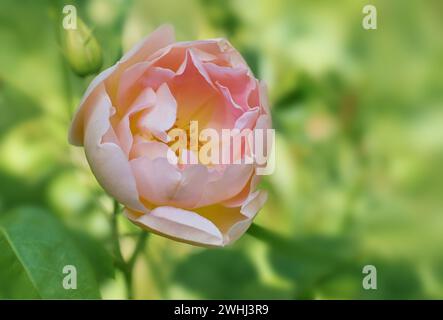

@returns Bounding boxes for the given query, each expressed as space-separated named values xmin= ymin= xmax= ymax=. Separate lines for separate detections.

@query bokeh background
xmin=0 ymin=0 xmax=442 ymax=299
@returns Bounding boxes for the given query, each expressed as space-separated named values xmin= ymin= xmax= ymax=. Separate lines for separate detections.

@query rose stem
xmin=111 ymin=199 xmax=149 ymax=299
xmin=246 ymin=223 xmax=287 ymax=247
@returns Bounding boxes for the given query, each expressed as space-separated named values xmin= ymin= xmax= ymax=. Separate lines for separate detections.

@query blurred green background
xmin=0 ymin=0 xmax=442 ymax=299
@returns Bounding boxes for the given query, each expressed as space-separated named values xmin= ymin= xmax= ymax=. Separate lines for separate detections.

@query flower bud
xmin=61 ymin=18 xmax=103 ymax=77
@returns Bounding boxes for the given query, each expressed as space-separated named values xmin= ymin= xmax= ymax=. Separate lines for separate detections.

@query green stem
xmin=111 ymin=200 xmax=125 ymax=267
xmin=128 ymin=231 xmax=149 ymax=270
xmin=143 ymin=250 xmax=169 ymax=299
xmin=246 ymin=223 xmax=287 ymax=248
xmin=247 ymin=223 xmax=321 ymax=260
xmin=110 ymin=199 xmax=148 ymax=299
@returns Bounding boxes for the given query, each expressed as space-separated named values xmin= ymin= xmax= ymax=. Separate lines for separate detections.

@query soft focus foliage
xmin=0 ymin=0 xmax=442 ymax=299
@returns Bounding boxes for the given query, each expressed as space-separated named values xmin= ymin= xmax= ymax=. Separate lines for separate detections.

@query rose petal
xmin=240 ymin=190 xmax=268 ymax=218
xmin=117 ymin=63 xmax=175 ymax=110
xmin=234 ymin=107 xmax=260 ymax=130
xmin=130 ymin=157 xmax=208 ymax=208
xmin=258 ymin=80 xmax=271 ymax=115
xmin=114 ymin=87 xmax=156 ymax=156
xmin=82 ymin=85 xmax=146 ymax=212
xmin=223 ymin=190 xmax=267 ymax=245
xmin=125 ymin=206 xmax=224 ymax=246
xmin=194 ymin=191 xmax=267 ymax=246
xmin=130 ymin=140 xmax=174 ymax=161
xmin=138 ymin=83 xmax=177 ymax=142
xmin=69 ymin=65 xmax=117 ymax=146
xmin=129 ymin=86 xmax=157 ymax=112
xmin=205 ymin=62 xmax=256 ymax=108
xmin=216 ymin=82 xmax=248 ymax=118
xmin=120 ymin=24 xmax=175 ymax=65
xmin=141 ymin=67 xmax=175 ymax=90
xmin=197 ymin=164 xmax=253 ymax=207
xmin=222 ymin=173 xmax=261 ymax=207
xmin=170 ymin=50 xmax=220 ymax=129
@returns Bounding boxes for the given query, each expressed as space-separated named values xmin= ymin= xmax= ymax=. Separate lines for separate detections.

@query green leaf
xmin=0 ymin=207 xmax=101 ymax=299
xmin=70 ymin=230 xmax=115 ymax=284
xmin=267 ymin=234 xmax=358 ymax=293
xmin=173 ymin=249 xmax=290 ymax=299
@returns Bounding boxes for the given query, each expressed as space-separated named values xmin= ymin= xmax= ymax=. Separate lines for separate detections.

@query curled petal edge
xmin=124 ymin=189 xmax=267 ymax=247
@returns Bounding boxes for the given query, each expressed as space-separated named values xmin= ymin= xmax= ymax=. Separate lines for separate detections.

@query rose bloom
xmin=69 ymin=25 xmax=271 ymax=247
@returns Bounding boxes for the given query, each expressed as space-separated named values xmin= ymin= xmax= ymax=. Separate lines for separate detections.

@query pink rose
xmin=69 ymin=25 xmax=272 ymax=247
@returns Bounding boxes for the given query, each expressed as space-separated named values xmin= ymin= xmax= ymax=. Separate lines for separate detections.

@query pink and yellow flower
xmin=69 ymin=25 xmax=271 ymax=246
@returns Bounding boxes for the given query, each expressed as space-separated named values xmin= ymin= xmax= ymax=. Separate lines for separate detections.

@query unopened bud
xmin=61 ymin=18 xmax=102 ymax=77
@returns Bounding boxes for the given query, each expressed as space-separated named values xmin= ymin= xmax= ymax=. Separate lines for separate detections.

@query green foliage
xmin=268 ymin=235 xmax=358 ymax=292
xmin=0 ymin=207 xmax=101 ymax=299
xmin=174 ymin=249 xmax=289 ymax=299
xmin=69 ymin=230 xmax=115 ymax=284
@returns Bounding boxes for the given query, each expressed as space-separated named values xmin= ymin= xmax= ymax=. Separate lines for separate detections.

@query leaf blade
xmin=0 ymin=207 xmax=101 ymax=299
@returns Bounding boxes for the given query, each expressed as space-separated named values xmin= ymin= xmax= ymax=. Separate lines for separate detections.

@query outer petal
xmin=222 ymin=173 xmax=261 ymax=207
xmin=183 ymin=38 xmax=250 ymax=69
xmin=82 ymin=85 xmax=146 ymax=212
xmin=125 ymin=188 xmax=267 ymax=247
xmin=258 ymin=80 xmax=271 ymax=115
xmin=68 ymin=65 xmax=117 ymax=146
xmin=240 ymin=190 xmax=268 ymax=218
xmin=153 ymin=38 xmax=248 ymax=72
xmin=222 ymin=189 xmax=268 ymax=245
xmin=195 ymin=190 xmax=267 ymax=246
xmin=125 ymin=206 xmax=224 ymax=247
xmin=119 ymin=24 xmax=175 ymax=65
